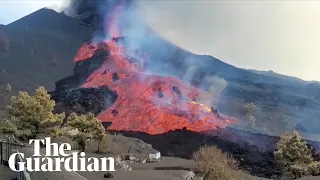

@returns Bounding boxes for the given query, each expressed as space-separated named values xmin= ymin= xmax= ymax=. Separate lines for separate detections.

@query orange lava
xmin=72 ymin=2 xmax=237 ymax=134
xmin=73 ymin=39 xmax=237 ymax=135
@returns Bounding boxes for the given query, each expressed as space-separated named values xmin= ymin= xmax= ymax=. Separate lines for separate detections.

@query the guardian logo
xmin=8 ymin=137 xmax=115 ymax=172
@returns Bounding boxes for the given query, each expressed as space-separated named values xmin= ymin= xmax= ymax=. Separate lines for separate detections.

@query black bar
xmin=7 ymin=143 xmax=9 ymax=161
xmin=0 ymin=142 xmax=3 ymax=164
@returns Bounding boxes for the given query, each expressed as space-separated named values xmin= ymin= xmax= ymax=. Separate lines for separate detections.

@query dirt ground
xmin=0 ymin=165 xmax=16 ymax=180
xmin=76 ymin=155 xmax=318 ymax=180
xmin=0 ymin=156 xmax=318 ymax=180
xmin=0 ymin=133 xmax=319 ymax=180
xmin=53 ymin=134 xmax=320 ymax=180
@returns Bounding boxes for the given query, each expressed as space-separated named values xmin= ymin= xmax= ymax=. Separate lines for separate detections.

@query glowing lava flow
xmin=72 ymin=2 xmax=236 ymax=134
xmin=73 ymin=39 xmax=237 ymax=135
xmin=191 ymin=101 xmax=212 ymax=112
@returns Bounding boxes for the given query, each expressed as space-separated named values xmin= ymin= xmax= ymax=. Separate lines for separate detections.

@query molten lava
xmin=72 ymin=2 xmax=236 ymax=134
xmin=191 ymin=101 xmax=212 ymax=112
xmin=73 ymin=38 xmax=237 ymax=135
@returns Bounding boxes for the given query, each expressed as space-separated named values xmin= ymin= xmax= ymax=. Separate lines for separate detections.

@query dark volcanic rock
xmin=74 ymin=49 xmax=109 ymax=78
xmin=55 ymin=47 xmax=108 ymax=91
xmin=54 ymin=75 xmax=81 ymax=92
xmin=50 ymin=86 xmax=117 ymax=116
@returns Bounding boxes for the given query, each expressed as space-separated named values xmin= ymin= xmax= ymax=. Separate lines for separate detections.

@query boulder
xmin=183 ymin=171 xmax=196 ymax=180
xmin=128 ymin=155 xmax=138 ymax=161
xmin=115 ymin=155 xmax=122 ymax=165
xmin=121 ymin=163 xmax=132 ymax=171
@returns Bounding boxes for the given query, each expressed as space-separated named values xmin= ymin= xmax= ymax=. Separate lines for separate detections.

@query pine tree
xmin=274 ymin=131 xmax=319 ymax=178
xmin=6 ymin=86 xmax=65 ymax=139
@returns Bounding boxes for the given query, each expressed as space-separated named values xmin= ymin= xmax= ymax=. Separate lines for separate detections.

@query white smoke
xmin=199 ymin=76 xmax=228 ymax=107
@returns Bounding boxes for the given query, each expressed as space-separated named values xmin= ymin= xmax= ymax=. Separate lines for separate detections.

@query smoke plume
xmin=63 ymin=0 xmax=134 ymax=35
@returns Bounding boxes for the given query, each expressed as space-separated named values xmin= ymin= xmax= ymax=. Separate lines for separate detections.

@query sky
xmin=0 ymin=0 xmax=319 ymax=82
xmin=0 ymin=0 xmax=66 ymax=24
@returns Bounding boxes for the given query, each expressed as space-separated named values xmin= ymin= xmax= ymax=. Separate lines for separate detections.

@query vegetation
xmin=64 ymin=112 xmax=107 ymax=152
xmin=0 ymin=118 xmax=17 ymax=134
xmin=5 ymin=83 xmax=11 ymax=92
xmin=2 ymin=87 xmax=65 ymax=139
xmin=242 ymin=102 xmax=256 ymax=127
xmin=192 ymin=146 xmax=240 ymax=180
xmin=98 ymin=134 xmax=109 ymax=153
xmin=274 ymin=131 xmax=319 ymax=179
xmin=0 ymin=86 xmax=109 ymax=154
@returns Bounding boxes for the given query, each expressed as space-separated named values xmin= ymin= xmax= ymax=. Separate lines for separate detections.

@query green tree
xmin=5 ymin=86 xmax=65 ymax=139
xmin=274 ymin=131 xmax=319 ymax=179
xmin=92 ymin=120 xmax=108 ymax=153
xmin=65 ymin=112 xmax=107 ymax=152
xmin=0 ymin=118 xmax=17 ymax=134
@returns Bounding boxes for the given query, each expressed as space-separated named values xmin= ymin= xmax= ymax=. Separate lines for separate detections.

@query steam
xmin=200 ymin=76 xmax=228 ymax=107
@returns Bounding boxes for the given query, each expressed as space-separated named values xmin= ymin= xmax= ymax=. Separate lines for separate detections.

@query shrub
xmin=192 ymin=146 xmax=240 ymax=180
xmin=73 ymin=133 xmax=87 ymax=152
xmin=274 ymin=131 xmax=319 ymax=179
xmin=98 ymin=134 xmax=109 ymax=153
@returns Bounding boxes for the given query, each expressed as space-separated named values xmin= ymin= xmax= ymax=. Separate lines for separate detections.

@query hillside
xmin=248 ymin=69 xmax=307 ymax=85
xmin=85 ymin=31 xmax=320 ymax=138
xmin=0 ymin=8 xmax=92 ymax=112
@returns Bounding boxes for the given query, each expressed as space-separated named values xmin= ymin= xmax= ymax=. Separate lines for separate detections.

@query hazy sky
xmin=0 ymin=0 xmax=65 ymax=24
xmin=1 ymin=1 xmax=319 ymax=81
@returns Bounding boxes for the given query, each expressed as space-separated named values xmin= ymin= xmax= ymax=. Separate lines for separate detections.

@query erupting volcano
xmin=73 ymin=40 xmax=236 ymax=134
xmin=55 ymin=1 xmax=237 ymax=135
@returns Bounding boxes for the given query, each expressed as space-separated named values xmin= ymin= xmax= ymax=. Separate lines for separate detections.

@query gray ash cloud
xmin=63 ymin=0 xmax=134 ymax=32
